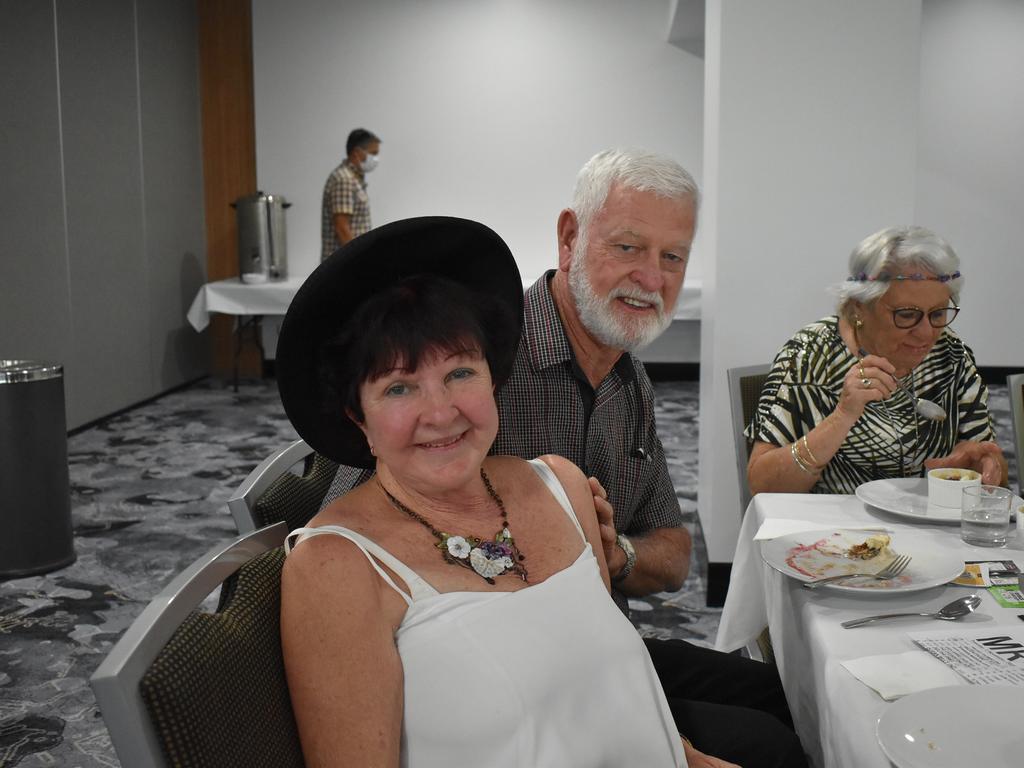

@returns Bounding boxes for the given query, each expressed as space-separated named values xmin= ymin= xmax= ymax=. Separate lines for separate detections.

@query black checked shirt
xmin=492 ymin=272 xmax=683 ymax=536
xmin=320 ymin=272 xmax=683 ymax=538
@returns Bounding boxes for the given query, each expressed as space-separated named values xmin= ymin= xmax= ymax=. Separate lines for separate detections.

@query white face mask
xmin=359 ymin=153 xmax=379 ymax=174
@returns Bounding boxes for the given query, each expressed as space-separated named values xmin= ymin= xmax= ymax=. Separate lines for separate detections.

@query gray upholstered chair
xmin=1008 ymin=372 xmax=1024 ymax=496
xmin=727 ymin=364 xmax=771 ymax=516
xmin=228 ymin=439 xmax=340 ymax=534
xmin=90 ymin=522 xmax=304 ymax=768
xmin=727 ymin=364 xmax=775 ymax=662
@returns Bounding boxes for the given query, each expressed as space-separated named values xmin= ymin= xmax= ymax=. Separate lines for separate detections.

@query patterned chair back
xmin=228 ymin=439 xmax=340 ymax=534
xmin=252 ymin=451 xmax=340 ymax=531
xmin=91 ymin=523 xmax=305 ymax=767
xmin=139 ymin=548 xmax=304 ymax=767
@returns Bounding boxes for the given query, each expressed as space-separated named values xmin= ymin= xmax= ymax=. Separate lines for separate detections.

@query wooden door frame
xmin=197 ymin=0 xmax=261 ymax=377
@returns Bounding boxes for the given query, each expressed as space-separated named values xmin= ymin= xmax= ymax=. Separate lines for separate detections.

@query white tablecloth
xmin=715 ymin=493 xmax=1024 ymax=768
xmin=186 ymin=277 xmax=308 ymax=332
xmin=187 ymin=276 xmax=704 ymax=332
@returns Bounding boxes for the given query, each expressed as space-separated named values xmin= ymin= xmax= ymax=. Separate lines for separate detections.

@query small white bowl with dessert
xmin=926 ymin=468 xmax=981 ymax=509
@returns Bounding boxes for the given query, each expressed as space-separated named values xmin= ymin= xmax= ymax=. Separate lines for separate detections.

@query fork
xmin=801 ymin=553 xmax=912 ymax=589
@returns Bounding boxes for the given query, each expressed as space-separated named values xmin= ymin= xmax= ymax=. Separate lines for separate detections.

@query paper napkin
xmin=753 ymin=518 xmax=891 ymax=541
xmin=840 ymin=650 xmax=963 ymax=701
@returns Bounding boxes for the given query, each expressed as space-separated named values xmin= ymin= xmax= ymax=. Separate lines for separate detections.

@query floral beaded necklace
xmin=377 ymin=469 xmax=529 ymax=585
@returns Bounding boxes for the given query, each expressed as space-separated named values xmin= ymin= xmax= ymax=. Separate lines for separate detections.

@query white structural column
xmin=698 ymin=0 xmax=922 ymax=571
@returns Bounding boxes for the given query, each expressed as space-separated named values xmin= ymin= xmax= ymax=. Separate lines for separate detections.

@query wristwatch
xmin=612 ymin=534 xmax=637 ymax=583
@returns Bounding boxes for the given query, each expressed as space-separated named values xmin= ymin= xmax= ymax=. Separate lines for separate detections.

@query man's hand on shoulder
xmin=589 ymin=476 xmax=623 ymax=574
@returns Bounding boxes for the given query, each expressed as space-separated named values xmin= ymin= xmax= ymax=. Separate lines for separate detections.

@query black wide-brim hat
xmin=276 ymin=216 xmax=523 ymax=468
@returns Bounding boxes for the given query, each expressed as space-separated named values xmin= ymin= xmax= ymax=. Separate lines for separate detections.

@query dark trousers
xmin=644 ymin=638 xmax=808 ymax=768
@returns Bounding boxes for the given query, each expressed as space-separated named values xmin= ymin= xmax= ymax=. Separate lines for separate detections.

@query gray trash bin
xmin=0 ymin=360 xmax=75 ymax=578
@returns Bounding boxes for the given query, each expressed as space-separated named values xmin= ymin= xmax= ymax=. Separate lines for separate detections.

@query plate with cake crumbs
xmin=877 ymin=685 xmax=1024 ymax=767
xmin=760 ymin=529 xmax=964 ymax=594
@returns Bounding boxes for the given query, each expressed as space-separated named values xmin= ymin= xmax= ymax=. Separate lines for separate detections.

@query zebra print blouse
xmin=746 ymin=316 xmax=995 ymax=494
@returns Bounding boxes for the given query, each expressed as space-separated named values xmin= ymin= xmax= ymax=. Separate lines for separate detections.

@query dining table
xmin=715 ymin=490 xmax=1024 ymax=768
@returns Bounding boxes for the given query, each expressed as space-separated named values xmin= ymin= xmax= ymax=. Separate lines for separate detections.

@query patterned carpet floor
xmin=0 ymin=376 xmax=1015 ymax=767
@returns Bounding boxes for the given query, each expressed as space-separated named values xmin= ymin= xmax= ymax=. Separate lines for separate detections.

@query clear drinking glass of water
xmin=961 ymin=485 xmax=1014 ymax=547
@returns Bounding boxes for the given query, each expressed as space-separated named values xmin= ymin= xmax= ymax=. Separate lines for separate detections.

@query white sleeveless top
xmin=287 ymin=459 xmax=686 ymax=768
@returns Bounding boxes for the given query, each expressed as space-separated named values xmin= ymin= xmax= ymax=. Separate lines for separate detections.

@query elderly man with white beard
xmin=493 ymin=148 xmax=695 ymax=604
xmin=492 ymin=149 xmax=807 ymax=768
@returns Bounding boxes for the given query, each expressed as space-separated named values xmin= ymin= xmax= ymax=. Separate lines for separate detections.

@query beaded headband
xmin=847 ymin=270 xmax=961 ymax=283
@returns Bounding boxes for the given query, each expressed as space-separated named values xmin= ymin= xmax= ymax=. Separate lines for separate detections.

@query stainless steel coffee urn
xmin=232 ymin=192 xmax=290 ymax=283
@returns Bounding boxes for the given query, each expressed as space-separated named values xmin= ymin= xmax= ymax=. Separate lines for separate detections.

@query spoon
xmin=891 ymin=375 xmax=947 ymax=422
xmin=857 ymin=347 xmax=946 ymax=422
xmin=841 ymin=594 xmax=981 ymax=628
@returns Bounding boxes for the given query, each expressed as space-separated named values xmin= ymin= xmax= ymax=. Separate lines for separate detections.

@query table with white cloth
xmin=186 ymin=277 xmax=307 ymax=390
xmin=186 ymin=276 xmax=307 ymax=332
xmin=186 ymin=276 xmax=703 ymax=333
xmin=715 ymin=492 xmax=1024 ymax=768
xmin=186 ymin=276 xmax=705 ymax=388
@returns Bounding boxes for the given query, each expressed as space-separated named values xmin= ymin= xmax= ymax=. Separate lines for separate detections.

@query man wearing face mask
xmin=321 ymin=128 xmax=381 ymax=260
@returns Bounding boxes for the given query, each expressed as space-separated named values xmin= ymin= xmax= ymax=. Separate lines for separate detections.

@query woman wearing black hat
xmin=276 ymin=218 xmax=732 ymax=768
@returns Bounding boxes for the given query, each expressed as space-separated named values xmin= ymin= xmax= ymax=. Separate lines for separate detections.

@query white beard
xmin=567 ymin=242 xmax=675 ymax=352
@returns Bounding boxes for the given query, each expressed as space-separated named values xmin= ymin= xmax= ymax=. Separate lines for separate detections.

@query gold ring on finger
xmin=858 ymin=365 xmax=865 ymax=378
xmin=861 ymin=377 xmax=871 ymax=389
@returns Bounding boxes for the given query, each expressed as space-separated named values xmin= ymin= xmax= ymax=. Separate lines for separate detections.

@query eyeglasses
xmin=891 ymin=305 xmax=960 ymax=329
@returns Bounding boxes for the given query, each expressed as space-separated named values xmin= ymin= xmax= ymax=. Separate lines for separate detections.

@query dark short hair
xmin=346 ymin=128 xmax=380 ymax=156
xmin=322 ymin=274 xmax=515 ymax=425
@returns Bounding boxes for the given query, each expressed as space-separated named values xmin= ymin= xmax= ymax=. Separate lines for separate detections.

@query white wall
xmin=699 ymin=0 xmax=922 ymax=565
xmin=251 ymin=0 xmax=704 ymax=285
xmin=916 ymin=0 xmax=1024 ymax=366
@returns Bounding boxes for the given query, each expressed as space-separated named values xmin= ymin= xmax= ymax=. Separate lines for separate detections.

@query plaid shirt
xmin=492 ymin=272 xmax=683 ymax=535
xmin=320 ymin=273 xmax=683 ymax=538
xmin=321 ymin=160 xmax=371 ymax=261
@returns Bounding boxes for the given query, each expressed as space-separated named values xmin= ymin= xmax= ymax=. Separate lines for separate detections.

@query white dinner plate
xmin=856 ymin=477 xmax=1024 ymax=524
xmin=760 ymin=529 xmax=964 ymax=594
xmin=876 ymin=685 xmax=1024 ymax=768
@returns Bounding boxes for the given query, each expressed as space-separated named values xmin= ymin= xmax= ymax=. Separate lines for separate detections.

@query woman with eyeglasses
xmin=746 ymin=225 xmax=1008 ymax=495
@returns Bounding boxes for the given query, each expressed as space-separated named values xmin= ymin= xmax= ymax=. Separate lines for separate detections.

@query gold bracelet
xmin=801 ymin=435 xmax=822 ymax=468
xmin=791 ymin=442 xmax=820 ymax=476
xmin=795 ymin=451 xmax=820 ymax=475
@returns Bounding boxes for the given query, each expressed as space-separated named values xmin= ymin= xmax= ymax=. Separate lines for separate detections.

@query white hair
xmin=571 ymin=148 xmax=700 ymax=249
xmin=832 ymin=225 xmax=963 ymax=316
